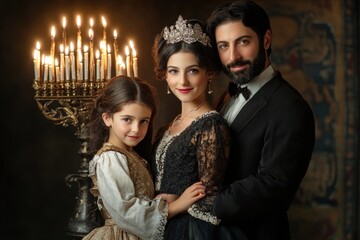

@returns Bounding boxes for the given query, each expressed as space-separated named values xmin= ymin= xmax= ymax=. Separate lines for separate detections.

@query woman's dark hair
xmin=87 ymin=75 xmax=157 ymax=159
xmin=206 ymin=0 xmax=272 ymax=56
xmin=152 ymin=18 xmax=222 ymax=80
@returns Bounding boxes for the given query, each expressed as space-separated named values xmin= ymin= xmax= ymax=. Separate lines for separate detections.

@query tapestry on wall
xmin=256 ymin=0 xmax=358 ymax=239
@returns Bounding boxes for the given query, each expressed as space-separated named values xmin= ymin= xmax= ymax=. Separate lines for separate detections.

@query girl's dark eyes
xmin=120 ymin=118 xmax=149 ymax=125
xmin=122 ymin=117 xmax=132 ymax=122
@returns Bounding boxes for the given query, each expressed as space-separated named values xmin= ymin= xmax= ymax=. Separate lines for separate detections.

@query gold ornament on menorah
xmin=32 ymin=14 xmax=139 ymax=237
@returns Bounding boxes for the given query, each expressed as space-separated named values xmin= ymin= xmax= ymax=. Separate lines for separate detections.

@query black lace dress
xmin=151 ymin=111 xmax=247 ymax=240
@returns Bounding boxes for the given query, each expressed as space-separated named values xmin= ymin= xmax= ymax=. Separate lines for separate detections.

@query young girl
xmin=83 ymin=76 xmax=205 ymax=240
xmin=151 ymin=16 xmax=247 ymax=239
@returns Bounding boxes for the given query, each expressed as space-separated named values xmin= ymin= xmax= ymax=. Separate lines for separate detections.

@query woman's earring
xmin=167 ymin=84 xmax=171 ymax=94
xmin=208 ymin=79 xmax=213 ymax=95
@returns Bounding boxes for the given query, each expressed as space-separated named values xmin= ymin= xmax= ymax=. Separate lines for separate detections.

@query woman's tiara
xmin=163 ymin=15 xmax=211 ymax=47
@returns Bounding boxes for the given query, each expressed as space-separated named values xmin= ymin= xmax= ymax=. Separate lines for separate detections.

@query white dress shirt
xmin=221 ymin=65 xmax=276 ymax=125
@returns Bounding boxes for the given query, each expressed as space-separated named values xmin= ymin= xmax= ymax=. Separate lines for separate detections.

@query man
xmin=206 ymin=1 xmax=315 ymax=239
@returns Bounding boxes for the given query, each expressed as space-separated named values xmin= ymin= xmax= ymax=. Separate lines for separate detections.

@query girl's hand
xmin=167 ymin=181 xmax=206 ymax=219
xmin=155 ymin=193 xmax=179 ymax=203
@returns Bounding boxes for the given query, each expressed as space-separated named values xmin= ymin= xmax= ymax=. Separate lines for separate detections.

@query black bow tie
xmin=228 ymin=82 xmax=251 ymax=100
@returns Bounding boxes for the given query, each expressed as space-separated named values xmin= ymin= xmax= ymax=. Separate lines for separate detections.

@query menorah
xmin=32 ymin=14 xmax=139 ymax=238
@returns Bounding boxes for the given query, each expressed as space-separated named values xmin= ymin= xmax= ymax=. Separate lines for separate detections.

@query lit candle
xmin=125 ymin=46 xmax=131 ymax=76
xmin=113 ymin=30 xmax=118 ymax=61
xmin=84 ymin=45 xmax=89 ymax=81
xmin=100 ymin=41 xmax=106 ymax=80
xmin=96 ymin=50 xmax=100 ymax=81
xmin=79 ymin=53 xmax=83 ymax=81
xmin=78 ymin=50 xmax=83 ymax=81
xmin=59 ymin=44 xmax=65 ymax=81
xmin=76 ymin=15 xmax=82 ymax=81
xmin=62 ymin=17 xmax=67 ymax=47
xmin=55 ymin=59 xmax=60 ymax=82
xmin=107 ymin=44 xmax=111 ymax=80
xmin=50 ymin=26 xmax=56 ymax=80
xmin=76 ymin=15 xmax=82 ymax=79
xmin=116 ymin=55 xmax=126 ymax=76
xmin=41 ymin=54 xmax=45 ymax=78
xmin=101 ymin=16 xmax=107 ymax=43
xmin=33 ymin=50 xmax=39 ymax=81
xmin=89 ymin=26 xmax=95 ymax=81
xmin=116 ymin=55 xmax=120 ymax=76
xmin=70 ymin=42 xmax=76 ymax=81
xmin=101 ymin=16 xmax=107 ymax=76
xmin=44 ymin=56 xmax=49 ymax=82
xmin=132 ymin=48 xmax=138 ymax=77
xmin=89 ymin=17 xmax=94 ymax=29
xmin=33 ymin=42 xmax=41 ymax=81
xmin=120 ymin=59 xmax=126 ymax=76
xmin=129 ymin=40 xmax=134 ymax=51
xmin=65 ymin=46 xmax=70 ymax=81
xmin=76 ymin=15 xmax=82 ymax=49
xmin=49 ymin=58 xmax=53 ymax=82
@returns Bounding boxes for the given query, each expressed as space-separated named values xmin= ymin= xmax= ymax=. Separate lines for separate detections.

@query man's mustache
xmin=226 ymin=60 xmax=251 ymax=69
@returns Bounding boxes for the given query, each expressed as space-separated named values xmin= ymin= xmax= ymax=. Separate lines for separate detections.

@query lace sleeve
xmin=195 ymin=115 xmax=230 ymax=210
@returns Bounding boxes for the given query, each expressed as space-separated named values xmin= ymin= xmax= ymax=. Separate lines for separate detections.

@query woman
xmin=151 ymin=16 xmax=247 ymax=239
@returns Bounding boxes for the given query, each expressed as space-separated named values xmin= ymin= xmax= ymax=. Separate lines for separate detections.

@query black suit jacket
xmin=213 ymin=72 xmax=315 ymax=240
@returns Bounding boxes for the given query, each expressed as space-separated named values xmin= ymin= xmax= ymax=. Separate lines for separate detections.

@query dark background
xmin=1 ymin=0 xmax=229 ymax=239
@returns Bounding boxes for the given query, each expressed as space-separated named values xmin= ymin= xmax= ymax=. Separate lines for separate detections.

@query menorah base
xmin=66 ymin=173 xmax=104 ymax=238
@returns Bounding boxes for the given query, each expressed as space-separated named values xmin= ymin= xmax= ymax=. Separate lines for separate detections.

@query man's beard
xmin=222 ymin=47 xmax=266 ymax=85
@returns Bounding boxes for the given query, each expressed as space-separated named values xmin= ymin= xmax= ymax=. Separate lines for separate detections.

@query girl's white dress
xmin=83 ymin=143 xmax=167 ymax=240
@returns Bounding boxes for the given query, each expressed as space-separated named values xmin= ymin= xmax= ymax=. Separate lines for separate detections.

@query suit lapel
xmin=230 ymin=73 xmax=283 ymax=135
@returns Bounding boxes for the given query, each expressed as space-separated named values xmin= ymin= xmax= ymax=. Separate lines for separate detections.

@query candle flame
xmin=90 ymin=18 xmax=94 ymax=27
xmin=65 ymin=46 xmax=69 ymax=55
xmin=113 ymin=30 xmax=117 ymax=39
xmin=132 ymin=48 xmax=137 ymax=57
xmin=70 ymin=42 xmax=74 ymax=52
xmin=107 ymin=44 xmax=111 ymax=53
xmin=60 ymin=44 xmax=64 ymax=52
xmin=51 ymin=26 xmax=56 ymax=38
xmin=129 ymin=40 xmax=134 ymax=49
xmin=62 ymin=17 xmax=67 ymax=28
xmin=102 ymin=16 xmax=107 ymax=28
xmin=125 ymin=46 xmax=130 ymax=56
xmin=100 ymin=41 xmax=105 ymax=50
xmin=36 ymin=41 xmax=40 ymax=50
xmin=76 ymin=15 xmax=81 ymax=28
xmin=96 ymin=50 xmax=100 ymax=59
xmin=89 ymin=29 xmax=94 ymax=39
xmin=84 ymin=45 xmax=89 ymax=52
xmin=55 ymin=58 xmax=59 ymax=66
xmin=117 ymin=55 xmax=124 ymax=65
